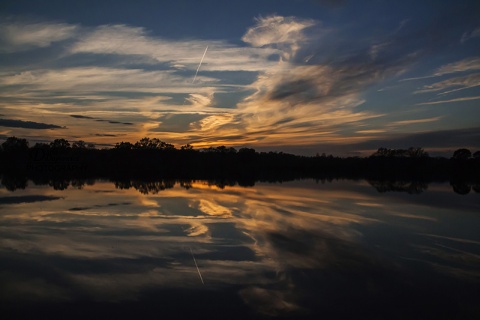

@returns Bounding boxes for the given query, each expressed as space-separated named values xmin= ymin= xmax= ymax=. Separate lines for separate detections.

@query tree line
xmin=0 ymin=136 xmax=479 ymax=182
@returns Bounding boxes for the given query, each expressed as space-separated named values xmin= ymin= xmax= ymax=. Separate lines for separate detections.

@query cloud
xmin=311 ymin=0 xmax=348 ymax=7
xmin=185 ymin=92 xmax=215 ymax=109
xmin=0 ymin=195 xmax=62 ymax=205
xmin=355 ymin=127 xmax=480 ymax=153
xmin=401 ymin=57 xmax=480 ymax=82
xmin=461 ymin=27 xmax=480 ymax=43
xmin=416 ymin=73 xmax=480 ymax=94
xmin=234 ymin=53 xmax=407 ymax=147
xmin=391 ymin=116 xmax=443 ymax=126
xmin=197 ymin=199 xmax=232 ymax=217
xmin=0 ymin=118 xmax=64 ymax=129
xmin=434 ymin=57 xmax=480 ymax=76
xmin=0 ymin=67 xmax=190 ymax=94
xmin=215 ymin=14 xmax=432 ymax=149
xmin=417 ymin=95 xmax=480 ymax=105
xmin=68 ymin=202 xmax=131 ymax=211
xmin=0 ymin=16 xmax=408 ymax=150
xmin=71 ymin=114 xmax=134 ymax=126
xmin=95 ymin=133 xmax=119 ymax=137
xmin=0 ymin=20 xmax=77 ymax=53
xmin=70 ymin=24 xmax=278 ymax=72
xmin=193 ymin=114 xmax=237 ymax=132
xmin=70 ymin=115 xmax=95 ymax=119
xmin=280 ymin=125 xmax=480 ymax=157
xmin=1 ymin=14 xmax=474 ymax=152
xmin=242 ymin=15 xmax=317 ymax=60
xmin=150 ymin=113 xmax=209 ymax=133
xmin=240 ymin=286 xmax=302 ymax=316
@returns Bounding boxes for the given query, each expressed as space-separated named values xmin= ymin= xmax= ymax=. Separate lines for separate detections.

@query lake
xmin=1 ymin=179 xmax=479 ymax=319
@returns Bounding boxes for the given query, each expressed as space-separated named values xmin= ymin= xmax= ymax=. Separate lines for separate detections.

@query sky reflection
xmin=0 ymin=180 xmax=479 ymax=319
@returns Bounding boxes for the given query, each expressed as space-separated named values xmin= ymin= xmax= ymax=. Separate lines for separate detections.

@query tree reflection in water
xmin=0 ymin=179 xmax=479 ymax=319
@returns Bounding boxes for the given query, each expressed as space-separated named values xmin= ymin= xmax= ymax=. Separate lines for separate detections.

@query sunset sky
xmin=0 ymin=0 xmax=479 ymax=156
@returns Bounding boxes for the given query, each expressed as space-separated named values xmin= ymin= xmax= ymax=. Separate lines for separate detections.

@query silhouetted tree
xmin=114 ymin=141 xmax=134 ymax=150
xmin=452 ymin=148 xmax=471 ymax=160
xmin=368 ymin=180 xmax=428 ymax=194
xmin=1 ymin=136 xmax=29 ymax=152
xmin=179 ymin=180 xmax=193 ymax=189
xmin=451 ymin=182 xmax=471 ymax=195
xmin=50 ymin=139 xmax=70 ymax=149
xmin=238 ymin=147 xmax=256 ymax=155
xmin=180 ymin=144 xmax=194 ymax=151
xmin=207 ymin=146 xmax=236 ymax=153
xmin=134 ymin=137 xmax=175 ymax=150
xmin=49 ymin=179 xmax=70 ymax=190
xmin=371 ymin=147 xmax=428 ymax=158
xmin=162 ymin=142 xmax=175 ymax=150
xmin=72 ymin=140 xmax=87 ymax=149
xmin=1 ymin=175 xmax=28 ymax=191
xmin=406 ymin=147 xmax=429 ymax=158
xmin=32 ymin=142 xmax=50 ymax=149
xmin=371 ymin=148 xmax=396 ymax=157
xmin=473 ymin=151 xmax=480 ymax=159
xmin=473 ymin=184 xmax=480 ymax=193
xmin=71 ymin=179 xmax=86 ymax=189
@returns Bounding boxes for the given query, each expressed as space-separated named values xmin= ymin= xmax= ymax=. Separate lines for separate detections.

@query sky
xmin=0 ymin=0 xmax=479 ymax=156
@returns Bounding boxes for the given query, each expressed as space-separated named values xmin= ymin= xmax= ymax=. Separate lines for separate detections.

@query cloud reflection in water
xmin=0 ymin=180 xmax=479 ymax=318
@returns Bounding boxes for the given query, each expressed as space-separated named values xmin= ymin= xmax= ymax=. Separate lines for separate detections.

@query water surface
xmin=1 ymin=179 xmax=479 ymax=319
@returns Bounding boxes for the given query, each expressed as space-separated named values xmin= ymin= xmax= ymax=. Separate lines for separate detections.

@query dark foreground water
xmin=0 ymin=179 xmax=479 ymax=319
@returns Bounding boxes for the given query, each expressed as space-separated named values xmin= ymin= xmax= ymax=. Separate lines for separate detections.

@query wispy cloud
xmin=415 ymin=73 xmax=480 ymax=94
xmin=234 ymin=15 xmax=411 ymax=147
xmin=0 ymin=67 xmax=192 ymax=94
xmin=0 ymin=118 xmax=64 ymax=129
xmin=356 ymin=129 xmax=387 ymax=134
xmin=417 ymin=96 xmax=480 ymax=105
xmin=391 ymin=116 xmax=443 ymax=126
xmin=70 ymin=24 xmax=278 ymax=72
xmin=70 ymin=115 xmax=94 ymax=119
xmin=71 ymin=114 xmax=133 ymax=126
xmin=434 ymin=57 xmax=480 ymax=76
xmin=401 ymin=57 xmax=480 ymax=82
xmin=461 ymin=27 xmax=480 ymax=43
xmin=0 ymin=195 xmax=62 ymax=205
xmin=1 ymin=13 xmax=473 ymax=152
xmin=347 ymin=127 xmax=480 ymax=157
xmin=0 ymin=19 xmax=77 ymax=53
xmin=242 ymin=15 xmax=317 ymax=60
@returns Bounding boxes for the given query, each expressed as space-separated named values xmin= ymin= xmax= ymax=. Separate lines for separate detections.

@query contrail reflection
xmin=190 ymin=247 xmax=205 ymax=285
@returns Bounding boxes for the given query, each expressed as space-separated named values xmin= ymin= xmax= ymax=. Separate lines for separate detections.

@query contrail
xmin=192 ymin=46 xmax=208 ymax=84
xmin=190 ymin=247 xmax=205 ymax=285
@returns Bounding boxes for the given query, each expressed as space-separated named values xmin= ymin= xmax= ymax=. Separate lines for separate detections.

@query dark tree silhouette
xmin=451 ymin=182 xmax=471 ymax=195
xmin=406 ymin=147 xmax=429 ymax=158
xmin=1 ymin=135 xmax=479 ymax=185
xmin=72 ymin=140 xmax=87 ymax=149
xmin=1 ymin=136 xmax=29 ymax=151
xmin=180 ymin=144 xmax=193 ymax=151
xmin=371 ymin=147 xmax=428 ymax=158
xmin=208 ymin=146 xmax=236 ymax=153
xmin=50 ymin=138 xmax=70 ymax=149
xmin=1 ymin=175 xmax=28 ymax=191
xmin=368 ymin=180 xmax=428 ymax=194
xmin=32 ymin=142 xmax=50 ymax=149
xmin=452 ymin=148 xmax=472 ymax=160
xmin=133 ymin=137 xmax=174 ymax=150
xmin=114 ymin=141 xmax=134 ymax=150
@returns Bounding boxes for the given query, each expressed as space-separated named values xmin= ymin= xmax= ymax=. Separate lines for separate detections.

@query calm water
xmin=1 ymin=179 xmax=479 ymax=319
